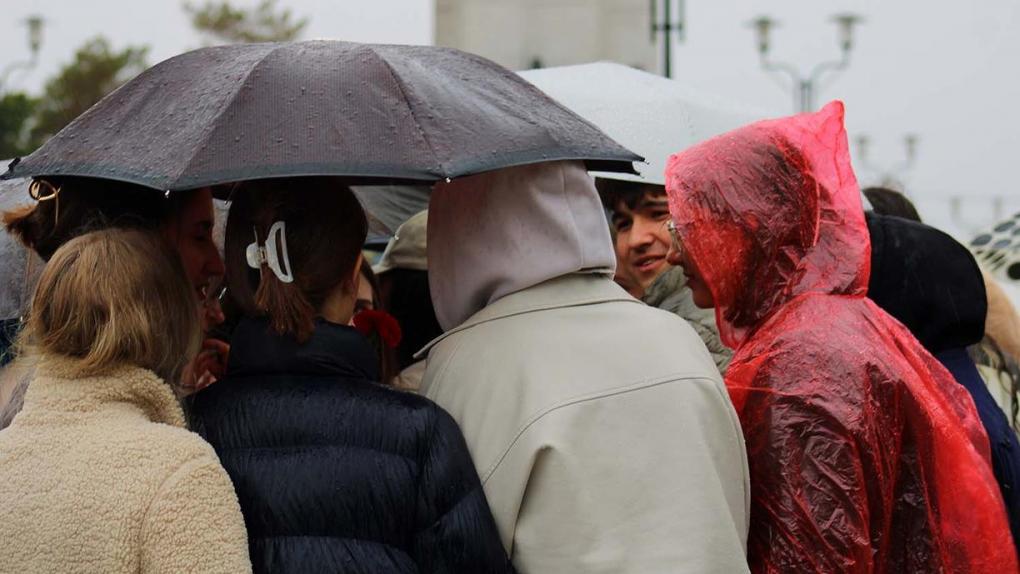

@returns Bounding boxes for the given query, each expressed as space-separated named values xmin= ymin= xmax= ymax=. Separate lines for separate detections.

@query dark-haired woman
xmin=187 ymin=177 xmax=512 ymax=574
xmin=1 ymin=178 xmax=227 ymax=428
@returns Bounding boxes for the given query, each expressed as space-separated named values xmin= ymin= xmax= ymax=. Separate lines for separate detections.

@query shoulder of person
xmin=132 ymin=419 xmax=224 ymax=466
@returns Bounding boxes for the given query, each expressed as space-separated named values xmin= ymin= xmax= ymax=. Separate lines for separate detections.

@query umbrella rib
xmin=365 ymin=47 xmax=446 ymax=178
xmin=171 ymin=45 xmax=284 ymax=190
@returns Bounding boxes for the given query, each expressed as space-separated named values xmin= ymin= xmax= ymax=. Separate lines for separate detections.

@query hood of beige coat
xmin=427 ymin=161 xmax=616 ymax=331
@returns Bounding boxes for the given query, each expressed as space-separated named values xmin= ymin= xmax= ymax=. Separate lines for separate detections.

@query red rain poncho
xmin=665 ymin=101 xmax=1017 ymax=573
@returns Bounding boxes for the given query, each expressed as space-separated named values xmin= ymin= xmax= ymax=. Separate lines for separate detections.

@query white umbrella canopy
xmin=520 ymin=62 xmax=771 ymax=185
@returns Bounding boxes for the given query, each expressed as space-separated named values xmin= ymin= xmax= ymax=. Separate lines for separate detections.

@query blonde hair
xmin=21 ymin=228 xmax=201 ymax=385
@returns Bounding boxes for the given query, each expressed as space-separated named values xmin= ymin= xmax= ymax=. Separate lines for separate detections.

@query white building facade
xmin=435 ymin=0 xmax=659 ymax=72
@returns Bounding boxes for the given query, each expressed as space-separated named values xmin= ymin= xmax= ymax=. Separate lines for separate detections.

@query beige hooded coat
xmin=0 ymin=356 xmax=251 ymax=574
xmin=420 ymin=161 xmax=750 ymax=574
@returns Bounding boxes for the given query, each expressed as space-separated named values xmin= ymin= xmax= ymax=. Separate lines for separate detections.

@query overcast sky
xmin=1 ymin=0 xmax=1017 ymax=238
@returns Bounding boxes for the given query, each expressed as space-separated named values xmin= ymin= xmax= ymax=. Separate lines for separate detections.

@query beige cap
xmin=373 ymin=210 xmax=428 ymax=275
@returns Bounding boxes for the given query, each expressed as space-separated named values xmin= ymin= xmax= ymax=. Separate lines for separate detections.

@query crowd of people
xmin=0 ymin=89 xmax=1018 ymax=574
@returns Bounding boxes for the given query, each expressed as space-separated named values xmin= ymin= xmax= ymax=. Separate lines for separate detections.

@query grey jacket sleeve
xmin=643 ymin=268 xmax=733 ymax=373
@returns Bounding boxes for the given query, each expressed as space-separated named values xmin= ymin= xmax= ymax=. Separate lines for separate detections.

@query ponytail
xmin=254 ymin=270 xmax=318 ymax=342
xmin=225 ymin=178 xmax=367 ymax=343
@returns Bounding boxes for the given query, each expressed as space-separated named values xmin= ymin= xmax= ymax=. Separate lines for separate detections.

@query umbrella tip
xmin=4 ymin=157 xmax=20 ymax=176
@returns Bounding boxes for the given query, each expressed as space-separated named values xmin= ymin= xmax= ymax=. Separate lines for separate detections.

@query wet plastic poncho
xmin=665 ymin=101 xmax=1017 ymax=573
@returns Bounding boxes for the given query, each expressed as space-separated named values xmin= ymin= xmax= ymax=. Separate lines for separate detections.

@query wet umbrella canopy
xmin=3 ymin=41 xmax=640 ymax=190
xmin=521 ymin=62 xmax=763 ymax=186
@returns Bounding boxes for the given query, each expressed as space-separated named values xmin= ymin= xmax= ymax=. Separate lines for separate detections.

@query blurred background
xmin=1 ymin=0 xmax=1017 ymax=241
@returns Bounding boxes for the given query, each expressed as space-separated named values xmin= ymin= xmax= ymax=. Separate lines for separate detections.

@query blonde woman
xmin=1 ymin=178 xmax=229 ymax=429
xmin=0 ymin=228 xmax=251 ymax=573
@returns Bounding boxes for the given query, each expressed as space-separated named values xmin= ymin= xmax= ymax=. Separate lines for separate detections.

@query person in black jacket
xmin=866 ymin=211 xmax=1020 ymax=551
xmin=188 ymin=177 xmax=512 ymax=574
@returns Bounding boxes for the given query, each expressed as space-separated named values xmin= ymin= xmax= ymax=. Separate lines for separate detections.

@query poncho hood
xmin=428 ymin=161 xmax=616 ymax=331
xmin=664 ymin=102 xmax=1017 ymax=572
xmin=665 ymin=101 xmax=868 ymax=348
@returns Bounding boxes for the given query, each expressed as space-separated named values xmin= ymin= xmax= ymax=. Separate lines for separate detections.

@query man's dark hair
xmin=863 ymin=187 xmax=922 ymax=222
xmin=595 ymin=178 xmax=666 ymax=213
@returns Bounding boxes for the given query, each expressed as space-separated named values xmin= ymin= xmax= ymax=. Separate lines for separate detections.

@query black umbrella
xmin=3 ymin=41 xmax=640 ymax=191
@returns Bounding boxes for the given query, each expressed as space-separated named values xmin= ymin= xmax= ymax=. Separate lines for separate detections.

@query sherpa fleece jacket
xmin=0 ymin=356 xmax=251 ymax=574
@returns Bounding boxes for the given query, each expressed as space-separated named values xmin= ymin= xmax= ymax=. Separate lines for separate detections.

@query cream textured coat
xmin=422 ymin=162 xmax=750 ymax=573
xmin=0 ymin=357 xmax=251 ymax=574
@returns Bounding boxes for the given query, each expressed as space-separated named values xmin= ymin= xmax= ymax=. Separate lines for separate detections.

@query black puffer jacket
xmin=188 ymin=317 xmax=512 ymax=574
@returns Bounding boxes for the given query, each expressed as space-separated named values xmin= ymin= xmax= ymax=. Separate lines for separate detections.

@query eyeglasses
xmin=666 ymin=220 xmax=683 ymax=257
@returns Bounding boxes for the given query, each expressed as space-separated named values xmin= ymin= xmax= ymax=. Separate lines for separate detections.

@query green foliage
xmin=184 ymin=0 xmax=308 ymax=44
xmin=31 ymin=37 xmax=148 ymax=142
xmin=0 ymin=92 xmax=39 ymax=158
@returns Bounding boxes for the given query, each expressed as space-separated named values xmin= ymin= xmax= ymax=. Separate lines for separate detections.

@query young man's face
xmin=611 ymin=187 xmax=673 ymax=290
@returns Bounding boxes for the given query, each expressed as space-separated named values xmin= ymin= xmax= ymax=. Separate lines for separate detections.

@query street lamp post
xmin=855 ymin=133 xmax=920 ymax=190
xmin=0 ymin=16 xmax=45 ymax=95
xmin=749 ymin=13 xmax=861 ymax=113
xmin=650 ymin=0 xmax=686 ymax=78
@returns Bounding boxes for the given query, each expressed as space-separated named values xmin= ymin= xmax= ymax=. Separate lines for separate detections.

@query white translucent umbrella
xmin=520 ymin=62 xmax=772 ymax=185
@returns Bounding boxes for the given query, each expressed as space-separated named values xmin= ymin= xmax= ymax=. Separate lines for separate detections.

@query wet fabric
xmin=665 ymin=101 xmax=1017 ymax=572
xmin=187 ymin=317 xmax=512 ymax=574
xmin=428 ymin=161 xmax=615 ymax=330
xmin=4 ymin=41 xmax=639 ymax=190
xmin=939 ymin=347 xmax=1020 ymax=548
xmin=423 ymin=160 xmax=750 ymax=572
xmin=866 ymin=211 xmax=1020 ymax=550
